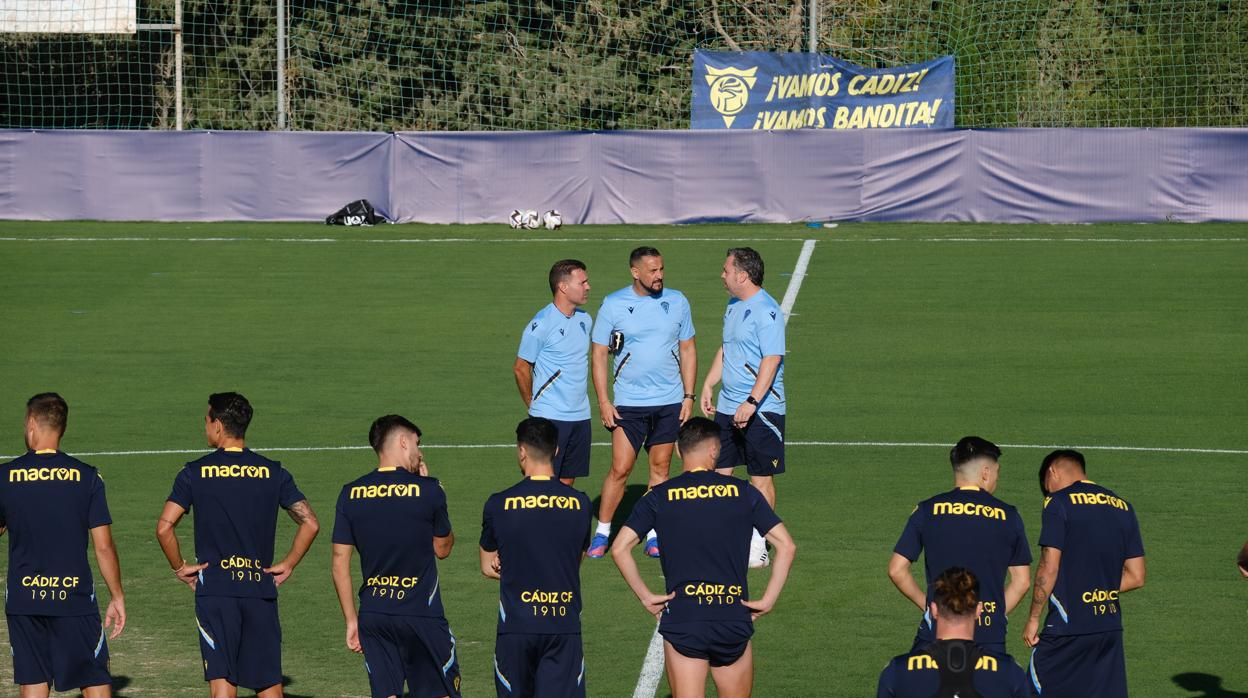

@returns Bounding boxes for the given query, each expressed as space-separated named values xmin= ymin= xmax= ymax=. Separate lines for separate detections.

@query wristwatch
xmin=683 ymin=393 xmax=696 ymax=401
xmin=745 ymin=396 xmax=758 ymax=406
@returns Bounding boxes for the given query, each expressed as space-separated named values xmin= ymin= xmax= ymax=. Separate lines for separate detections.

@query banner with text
xmin=693 ymin=51 xmax=954 ymax=130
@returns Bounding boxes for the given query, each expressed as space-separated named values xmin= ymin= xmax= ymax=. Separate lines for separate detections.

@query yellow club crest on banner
xmin=705 ymin=65 xmax=758 ymax=128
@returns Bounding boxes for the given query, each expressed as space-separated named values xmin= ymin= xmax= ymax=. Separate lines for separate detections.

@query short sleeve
xmin=622 ymin=489 xmax=659 ymax=539
xmin=87 ymin=472 xmax=112 ymax=529
xmin=876 ymin=662 xmax=897 ymax=698
xmin=278 ymin=468 xmax=306 ymax=509
xmin=432 ymin=482 xmax=452 ymax=537
xmin=591 ymin=300 xmax=615 ymax=346
xmin=580 ymin=494 xmax=593 ymax=550
xmin=1037 ymin=497 xmax=1066 ymax=550
xmin=167 ymin=467 xmax=194 ymax=510
xmin=479 ymin=496 xmax=498 ymax=552
xmin=1124 ymin=507 xmax=1145 ymax=558
xmin=749 ymin=486 xmax=782 ymax=536
xmin=756 ymin=307 xmax=786 ymax=357
xmin=677 ymin=297 xmax=695 ymax=341
xmin=1009 ymin=509 xmax=1033 ymax=566
xmin=517 ymin=314 xmax=546 ymax=362
xmin=893 ymin=505 xmax=924 ymax=561
xmin=331 ymin=488 xmax=354 ymax=546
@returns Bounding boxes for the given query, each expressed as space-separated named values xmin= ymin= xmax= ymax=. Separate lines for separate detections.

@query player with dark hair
xmin=1024 ymin=449 xmax=1146 ymax=698
xmin=1238 ymin=539 xmax=1248 ymax=579
xmin=1 ymin=393 xmax=126 ymax=698
xmin=332 ymin=415 xmax=460 ymax=698
xmin=514 ymin=259 xmax=593 ymax=486
xmin=156 ymin=393 xmax=320 ymax=698
xmin=480 ymin=417 xmax=592 ymax=697
xmin=611 ymin=417 xmax=796 ymax=698
xmin=699 ymin=247 xmax=786 ymax=567
xmin=889 ymin=436 xmax=1031 ymax=653
xmin=587 ymin=246 xmax=697 ymax=559
xmin=877 ymin=567 xmax=1030 ymax=697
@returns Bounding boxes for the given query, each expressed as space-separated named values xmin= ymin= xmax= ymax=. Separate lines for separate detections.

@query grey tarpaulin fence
xmin=1 ymin=129 xmax=1245 ymax=223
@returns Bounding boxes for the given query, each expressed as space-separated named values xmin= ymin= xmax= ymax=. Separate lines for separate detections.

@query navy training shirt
xmin=0 ymin=450 xmax=111 ymax=616
xmin=167 ymin=447 xmax=305 ymax=599
xmin=332 ymin=467 xmax=452 ymax=617
xmin=623 ymin=469 xmax=781 ymax=624
xmin=893 ymin=486 xmax=1031 ymax=645
xmin=1038 ymin=480 xmax=1144 ymax=636
xmin=876 ymin=647 xmax=1030 ymax=697
xmin=480 ymin=476 xmax=591 ymax=635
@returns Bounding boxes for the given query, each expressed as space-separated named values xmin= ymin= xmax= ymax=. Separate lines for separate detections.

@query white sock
xmin=751 ymin=529 xmax=765 ymax=547
xmin=647 ymin=529 xmax=658 ymax=541
xmin=596 ymin=520 xmax=611 ymax=536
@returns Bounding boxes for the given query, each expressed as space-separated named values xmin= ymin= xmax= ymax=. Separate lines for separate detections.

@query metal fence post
xmin=276 ymin=0 xmax=286 ymax=129
xmin=808 ymin=0 xmax=817 ymax=53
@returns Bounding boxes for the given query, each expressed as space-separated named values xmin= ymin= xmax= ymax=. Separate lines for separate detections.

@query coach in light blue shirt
xmin=513 ymin=259 xmax=593 ymax=486
xmin=584 ymin=246 xmax=697 ymax=560
xmin=700 ymin=246 xmax=786 ymax=568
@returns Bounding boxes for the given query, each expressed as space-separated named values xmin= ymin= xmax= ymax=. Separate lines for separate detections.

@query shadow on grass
xmin=588 ymin=483 xmax=652 ymax=534
xmin=1173 ymin=672 xmax=1248 ymax=697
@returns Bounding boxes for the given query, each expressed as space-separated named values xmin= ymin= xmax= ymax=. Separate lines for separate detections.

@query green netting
xmin=2 ymin=0 xmax=1245 ymax=130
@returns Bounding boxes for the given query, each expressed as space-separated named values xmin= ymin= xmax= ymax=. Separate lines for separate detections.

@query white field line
xmin=0 ymin=236 xmax=1242 ymax=244
xmin=632 ymin=623 xmax=666 ymax=698
xmin=2 ymin=440 xmax=1243 ymax=461
xmin=779 ymin=239 xmax=817 ymax=321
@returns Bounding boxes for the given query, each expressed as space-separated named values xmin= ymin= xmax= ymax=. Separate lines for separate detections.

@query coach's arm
xmin=331 ymin=543 xmax=363 ymax=653
xmin=1023 ymin=546 xmax=1061 ymax=647
xmin=513 ymin=357 xmax=534 ymax=408
xmin=265 ymin=499 xmax=320 ymax=586
xmin=1119 ymin=556 xmax=1146 ymax=593
xmin=887 ymin=553 xmax=927 ymax=611
xmin=591 ymin=342 xmax=621 ymax=428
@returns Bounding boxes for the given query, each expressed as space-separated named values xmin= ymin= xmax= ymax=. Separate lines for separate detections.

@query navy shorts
xmin=549 ymin=419 xmax=592 ymax=479
xmin=493 ymin=633 xmax=585 ymax=698
xmin=660 ymin=621 xmax=753 ymax=668
xmin=714 ymin=411 xmax=785 ymax=476
xmin=611 ymin=403 xmax=681 ymax=455
xmin=359 ymin=612 xmax=461 ymax=698
xmin=1028 ymin=631 xmax=1127 ymax=698
xmin=195 ymin=595 xmax=282 ymax=691
xmin=8 ymin=613 xmax=110 ymax=691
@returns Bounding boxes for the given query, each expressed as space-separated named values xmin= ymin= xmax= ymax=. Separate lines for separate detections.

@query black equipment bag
xmin=326 ymin=199 xmax=383 ymax=226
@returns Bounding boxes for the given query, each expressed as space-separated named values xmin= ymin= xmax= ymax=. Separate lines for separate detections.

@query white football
xmin=523 ymin=210 xmax=540 ymax=229
xmin=542 ymin=210 xmax=563 ymax=230
xmin=508 ymin=209 xmax=524 ymax=229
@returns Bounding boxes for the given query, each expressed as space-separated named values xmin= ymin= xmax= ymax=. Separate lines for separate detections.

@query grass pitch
xmin=0 ymin=221 xmax=1244 ymax=697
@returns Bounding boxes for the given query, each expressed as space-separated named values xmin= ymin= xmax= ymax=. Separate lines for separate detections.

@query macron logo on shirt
xmin=9 ymin=467 xmax=80 ymax=483
xmin=351 ymin=483 xmax=421 ymax=499
xmin=931 ymin=501 xmax=1006 ymax=520
xmin=667 ymin=483 xmax=740 ymax=501
xmin=201 ymin=464 xmax=270 ymax=479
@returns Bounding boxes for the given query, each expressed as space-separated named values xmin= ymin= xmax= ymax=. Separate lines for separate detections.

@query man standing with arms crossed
xmin=1 ymin=393 xmax=126 ymax=698
xmin=587 ymin=247 xmax=697 ymax=559
xmin=514 ymin=260 xmax=593 ymax=486
xmin=887 ymin=436 xmax=1031 ymax=652
xmin=611 ymin=417 xmax=796 ymax=698
xmin=331 ymin=415 xmax=460 ymax=698
xmin=700 ymin=247 xmax=786 ymax=567
xmin=1024 ymin=449 xmax=1146 ymax=698
xmin=480 ymin=417 xmax=592 ymax=697
xmin=156 ymin=392 xmax=320 ymax=698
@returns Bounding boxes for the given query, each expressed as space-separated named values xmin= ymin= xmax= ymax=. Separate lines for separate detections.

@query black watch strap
xmin=745 ymin=395 xmax=758 ymax=406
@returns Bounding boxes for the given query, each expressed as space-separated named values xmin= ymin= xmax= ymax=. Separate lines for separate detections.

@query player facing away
xmin=155 ymin=393 xmax=320 ymax=698
xmin=513 ymin=259 xmax=593 ymax=486
xmin=611 ymin=417 xmax=796 ymax=698
xmin=877 ymin=567 xmax=1030 ymax=698
xmin=480 ymin=417 xmax=592 ymax=698
xmin=1024 ymin=450 xmax=1146 ymax=698
xmin=331 ymin=415 xmax=461 ymax=698
xmin=0 ymin=393 xmax=126 ymax=698
xmin=699 ymin=247 xmax=786 ymax=568
xmin=587 ymin=246 xmax=697 ymax=559
xmin=888 ymin=437 xmax=1031 ymax=653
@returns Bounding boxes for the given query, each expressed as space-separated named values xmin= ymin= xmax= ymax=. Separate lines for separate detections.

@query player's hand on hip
xmin=1022 ymin=618 xmax=1041 ymax=647
xmin=678 ymin=399 xmax=693 ymax=424
xmin=104 ymin=597 xmax=126 ymax=639
xmin=600 ymin=401 xmax=621 ymax=429
xmin=345 ymin=620 xmax=363 ymax=653
xmin=264 ymin=561 xmax=293 ymax=586
xmin=642 ymin=591 xmax=676 ymax=619
xmin=732 ymin=401 xmax=757 ymax=429
xmin=175 ymin=561 xmax=208 ymax=590
xmin=741 ymin=597 xmax=774 ymax=621
xmin=700 ymin=388 xmax=716 ymax=417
